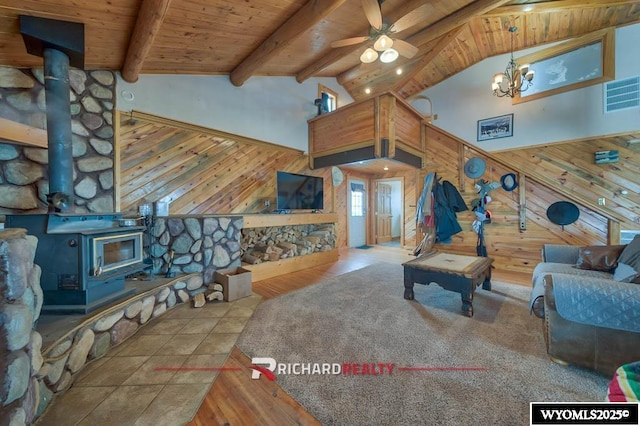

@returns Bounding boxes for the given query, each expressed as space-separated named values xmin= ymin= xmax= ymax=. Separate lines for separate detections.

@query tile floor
xmin=36 ymin=294 xmax=262 ymax=426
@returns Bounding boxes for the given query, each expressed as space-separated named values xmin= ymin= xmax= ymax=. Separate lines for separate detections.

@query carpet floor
xmin=236 ymin=263 xmax=609 ymax=426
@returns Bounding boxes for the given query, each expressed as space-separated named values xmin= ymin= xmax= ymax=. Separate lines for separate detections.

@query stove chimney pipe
xmin=43 ymin=48 xmax=74 ymax=212
xmin=20 ymin=16 xmax=85 ymax=213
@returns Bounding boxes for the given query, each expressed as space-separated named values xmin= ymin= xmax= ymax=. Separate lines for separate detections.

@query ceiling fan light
xmin=360 ymin=48 xmax=378 ymax=63
xmin=380 ymin=48 xmax=399 ymax=63
xmin=373 ymin=34 xmax=393 ymax=52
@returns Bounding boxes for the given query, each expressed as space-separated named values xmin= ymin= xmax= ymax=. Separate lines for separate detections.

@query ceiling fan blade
xmin=393 ymin=39 xmax=419 ymax=59
xmin=361 ymin=0 xmax=382 ymax=30
xmin=330 ymin=36 xmax=369 ymax=48
xmin=391 ymin=4 xmax=429 ymax=33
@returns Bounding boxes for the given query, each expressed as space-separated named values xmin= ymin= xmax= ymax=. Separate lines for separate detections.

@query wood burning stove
xmin=6 ymin=213 xmax=145 ymax=313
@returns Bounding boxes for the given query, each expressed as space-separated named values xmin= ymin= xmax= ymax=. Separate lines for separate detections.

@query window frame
xmin=318 ymin=84 xmax=338 ymax=113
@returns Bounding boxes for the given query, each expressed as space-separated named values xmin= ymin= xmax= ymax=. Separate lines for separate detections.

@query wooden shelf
xmin=242 ymin=213 xmax=338 ymax=228
xmin=243 ymin=249 xmax=339 ymax=282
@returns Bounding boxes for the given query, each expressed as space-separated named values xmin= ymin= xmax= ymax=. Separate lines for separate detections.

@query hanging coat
xmin=442 ymin=180 xmax=468 ymax=214
xmin=432 ymin=178 xmax=462 ymax=243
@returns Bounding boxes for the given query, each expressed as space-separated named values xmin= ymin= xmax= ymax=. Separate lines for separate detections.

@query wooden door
xmin=376 ymin=182 xmax=392 ymax=243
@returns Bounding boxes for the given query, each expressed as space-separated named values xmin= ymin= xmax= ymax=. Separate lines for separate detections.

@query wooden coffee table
xmin=403 ymin=252 xmax=493 ymax=317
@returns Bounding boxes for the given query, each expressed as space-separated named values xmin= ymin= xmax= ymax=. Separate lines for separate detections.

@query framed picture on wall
xmin=477 ymin=113 xmax=514 ymax=141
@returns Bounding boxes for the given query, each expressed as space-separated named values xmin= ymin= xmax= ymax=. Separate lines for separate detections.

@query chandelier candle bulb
xmin=525 ymin=70 xmax=535 ymax=81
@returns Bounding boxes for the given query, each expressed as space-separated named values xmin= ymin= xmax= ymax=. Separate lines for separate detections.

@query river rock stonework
xmin=149 ymin=216 xmax=243 ymax=284
xmin=241 ymin=224 xmax=335 ymax=264
xmin=0 ymin=67 xmax=115 ymax=213
xmin=0 ymin=226 xmax=211 ymax=425
xmin=0 ymin=229 xmax=43 ymax=425
xmin=34 ymin=272 xmax=205 ymax=423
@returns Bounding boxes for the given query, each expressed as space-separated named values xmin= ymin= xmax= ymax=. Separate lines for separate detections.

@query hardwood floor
xmin=189 ymin=246 xmax=532 ymax=425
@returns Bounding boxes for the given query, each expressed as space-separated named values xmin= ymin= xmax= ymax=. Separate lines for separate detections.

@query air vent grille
xmin=605 ymin=76 xmax=640 ymax=113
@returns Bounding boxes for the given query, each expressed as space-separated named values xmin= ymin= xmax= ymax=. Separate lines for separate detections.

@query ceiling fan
xmin=330 ymin=0 xmax=420 ymax=64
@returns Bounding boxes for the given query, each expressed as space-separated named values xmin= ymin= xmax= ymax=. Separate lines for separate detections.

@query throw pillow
xmin=614 ymin=235 xmax=640 ymax=283
xmin=575 ymin=245 xmax=625 ymax=271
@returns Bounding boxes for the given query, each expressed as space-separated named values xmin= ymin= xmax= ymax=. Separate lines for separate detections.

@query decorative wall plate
xmin=331 ymin=166 xmax=344 ymax=186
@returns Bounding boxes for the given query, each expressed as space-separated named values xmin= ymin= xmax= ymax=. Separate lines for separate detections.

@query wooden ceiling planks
xmin=0 ymin=0 xmax=639 ymax=99
xmin=395 ymin=3 xmax=640 ymax=98
xmin=0 ymin=0 xmax=136 ymax=69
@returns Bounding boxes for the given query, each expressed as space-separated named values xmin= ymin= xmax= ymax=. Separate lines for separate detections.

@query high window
xmin=318 ymin=84 xmax=338 ymax=113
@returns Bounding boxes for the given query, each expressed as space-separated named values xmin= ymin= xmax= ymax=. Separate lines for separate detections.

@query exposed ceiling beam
xmin=338 ymin=0 xmax=512 ymax=93
xmin=295 ymin=0 xmax=431 ymax=83
xmin=392 ymin=26 xmax=466 ymax=93
xmin=483 ymin=0 xmax=640 ymax=17
xmin=230 ymin=0 xmax=348 ymax=87
xmin=296 ymin=45 xmax=362 ymax=84
xmin=121 ymin=0 xmax=172 ymax=83
xmin=0 ymin=117 xmax=47 ymax=148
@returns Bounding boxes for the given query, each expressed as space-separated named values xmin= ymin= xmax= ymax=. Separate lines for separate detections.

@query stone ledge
xmin=35 ymin=273 xmax=207 ymax=418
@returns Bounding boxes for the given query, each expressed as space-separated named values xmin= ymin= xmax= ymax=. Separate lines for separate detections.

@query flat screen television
xmin=276 ymin=171 xmax=324 ymax=211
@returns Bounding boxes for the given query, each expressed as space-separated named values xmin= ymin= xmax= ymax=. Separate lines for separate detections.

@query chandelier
xmin=491 ymin=26 xmax=535 ymax=98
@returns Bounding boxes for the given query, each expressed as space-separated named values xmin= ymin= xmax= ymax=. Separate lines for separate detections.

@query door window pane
xmin=351 ymin=191 xmax=364 ymax=217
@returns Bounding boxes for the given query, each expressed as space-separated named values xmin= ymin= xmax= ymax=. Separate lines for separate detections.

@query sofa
xmin=529 ymin=238 xmax=640 ymax=376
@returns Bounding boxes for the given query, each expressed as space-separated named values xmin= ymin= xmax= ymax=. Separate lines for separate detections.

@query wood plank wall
xmin=357 ymin=168 xmax=419 ymax=248
xmin=117 ymin=111 xmax=418 ymax=251
xmin=394 ymin=102 xmax=422 ymax=151
xmin=118 ymin=111 xmax=639 ymax=274
xmin=118 ymin=112 xmax=333 ymax=215
xmin=424 ymin=125 xmax=640 ymax=275
xmin=308 ymin=99 xmax=375 ymax=155
xmin=492 ymin=133 xmax=640 ymax=227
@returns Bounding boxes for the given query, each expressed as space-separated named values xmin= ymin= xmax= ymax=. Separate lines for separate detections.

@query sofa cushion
xmin=532 ymin=262 xmax=612 ymax=287
xmin=575 ymin=245 xmax=625 ymax=271
xmin=529 ymin=263 xmax=613 ymax=312
xmin=614 ymin=235 xmax=640 ymax=283
xmin=551 ymin=274 xmax=640 ymax=333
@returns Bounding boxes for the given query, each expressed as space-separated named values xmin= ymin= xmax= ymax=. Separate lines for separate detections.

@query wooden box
xmin=215 ymin=267 xmax=253 ymax=302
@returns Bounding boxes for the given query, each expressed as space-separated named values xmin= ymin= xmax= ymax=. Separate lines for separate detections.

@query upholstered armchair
xmin=530 ymin=243 xmax=640 ymax=376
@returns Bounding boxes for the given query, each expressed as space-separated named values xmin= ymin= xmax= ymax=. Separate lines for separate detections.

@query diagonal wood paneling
xmin=118 ymin=111 xmax=639 ymax=273
xmin=422 ymin=125 xmax=637 ymax=276
xmin=492 ymin=133 xmax=640 ymax=228
xmin=118 ymin=112 xmax=331 ymax=217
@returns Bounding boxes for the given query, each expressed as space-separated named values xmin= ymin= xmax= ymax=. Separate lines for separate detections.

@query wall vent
xmin=604 ymin=76 xmax=640 ymax=113
xmin=620 ymin=229 xmax=640 ymax=245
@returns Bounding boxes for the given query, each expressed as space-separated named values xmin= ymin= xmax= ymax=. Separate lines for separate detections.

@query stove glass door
xmin=92 ymin=232 xmax=144 ymax=274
